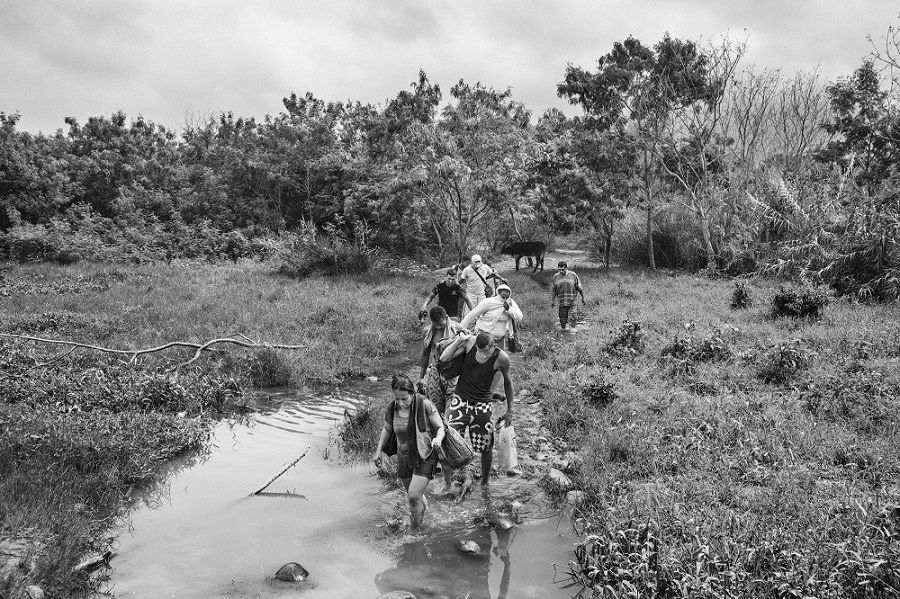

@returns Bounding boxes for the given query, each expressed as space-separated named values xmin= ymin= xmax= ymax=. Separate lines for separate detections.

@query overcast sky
xmin=2 ymin=1 xmax=898 ymax=134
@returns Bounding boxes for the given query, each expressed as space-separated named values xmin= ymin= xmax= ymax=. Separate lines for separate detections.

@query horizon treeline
xmin=1 ymin=27 xmax=898 ymax=299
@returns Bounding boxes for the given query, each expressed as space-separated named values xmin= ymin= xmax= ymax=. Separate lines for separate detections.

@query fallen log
xmin=250 ymin=447 xmax=310 ymax=496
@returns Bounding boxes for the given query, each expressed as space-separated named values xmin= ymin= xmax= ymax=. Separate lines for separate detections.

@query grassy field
xmin=0 ymin=260 xmax=428 ymax=597
xmin=505 ymin=267 xmax=900 ymax=598
xmin=2 ymin=260 xmax=899 ymax=597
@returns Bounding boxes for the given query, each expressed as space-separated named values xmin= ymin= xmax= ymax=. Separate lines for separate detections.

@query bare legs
xmin=402 ymin=474 xmax=431 ymax=529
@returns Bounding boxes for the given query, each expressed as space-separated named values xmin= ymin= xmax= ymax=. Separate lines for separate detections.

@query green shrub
xmin=606 ymin=319 xmax=644 ymax=355
xmin=581 ymin=376 xmax=618 ymax=407
xmin=804 ymin=367 xmax=900 ymax=433
xmin=660 ymin=334 xmax=732 ymax=376
xmin=248 ymin=347 xmax=293 ymax=387
xmin=730 ymin=281 xmax=752 ymax=309
xmin=771 ymin=285 xmax=829 ymax=319
xmin=757 ymin=341 xmax=809 ymax=384
xmin=336 ymin=399 xmax=386 ymax=457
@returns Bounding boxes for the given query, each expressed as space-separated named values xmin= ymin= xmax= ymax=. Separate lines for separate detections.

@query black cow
xmin=499 ymin=241 xmax=546 ymax=272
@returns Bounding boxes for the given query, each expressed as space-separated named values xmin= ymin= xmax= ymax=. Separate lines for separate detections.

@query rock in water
xmin=458 ymin=540 xmax=481 ymax=555
xmin=275 ymin=562 xmax=309 ymax=582
xmin=485 ymin=513 xmax=516 ymax=530
xmin=377 ymin=592 xmax=417 ymax=599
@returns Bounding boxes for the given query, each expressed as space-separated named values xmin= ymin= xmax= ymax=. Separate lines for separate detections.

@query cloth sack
xmin=440 ymin=425 xmax=475 ymax=470
xmin=437 ymin=351 xmax=465 ymax=379
xmin=496 ymin=422 xmax=518 ymax=471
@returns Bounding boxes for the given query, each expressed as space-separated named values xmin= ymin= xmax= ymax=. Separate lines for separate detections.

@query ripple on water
xmin=110 ymin=385 xmax=574 ymax=598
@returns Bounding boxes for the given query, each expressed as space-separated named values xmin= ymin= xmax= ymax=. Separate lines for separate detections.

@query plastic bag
xmin=496 ymin=423 xmax=518 ymax=472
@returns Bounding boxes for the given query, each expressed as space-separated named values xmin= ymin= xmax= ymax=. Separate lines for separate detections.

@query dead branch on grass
xmin=0 ymin=333 xmax=306 ymax=370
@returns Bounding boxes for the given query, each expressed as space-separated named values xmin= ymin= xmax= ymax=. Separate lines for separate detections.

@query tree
xmin=816 ymin=61 xmax=900 ymax=196
xmin=558 ymin=34 xmax=714 ymax=269
xmin=410 ymin=81 xmax=536 ymax=260
xmin=649 ymin=37 xmax=746 ymax=269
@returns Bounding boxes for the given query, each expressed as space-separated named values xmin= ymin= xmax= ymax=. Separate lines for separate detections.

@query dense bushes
xmin=0 ymin=204 xmax=259 ymax=264
xmin=270 ymin=220 xmax=374 ymax=278
xmin=771 ymin=285 xmax=829 ymax=319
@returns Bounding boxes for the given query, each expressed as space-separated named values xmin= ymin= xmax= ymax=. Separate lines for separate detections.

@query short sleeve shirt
xmin=460 ymin=264 xmax=494 ymax=296
xmin=432 ymin=281 xmax=465 ymax=317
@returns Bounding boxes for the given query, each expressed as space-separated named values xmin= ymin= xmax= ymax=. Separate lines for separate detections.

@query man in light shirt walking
xmin=459 ymin=283 xmax=523 ymax=349
xmin=458 ymin=254 xmax=506 ymax=315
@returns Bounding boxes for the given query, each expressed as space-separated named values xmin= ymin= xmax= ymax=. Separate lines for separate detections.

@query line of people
xmin=373 ymin=254 xmax=585 ymax=529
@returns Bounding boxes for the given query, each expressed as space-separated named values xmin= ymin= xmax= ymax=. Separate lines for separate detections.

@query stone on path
xmin=275 ymin=562 xmax=309 ymax=582
xmin=565 ymin=490 xmax=586 ymax=506
xmin=25 ymin=586 xmax=45 ymax=599
xmin=545 ymin=468 xmax=574 ymax=493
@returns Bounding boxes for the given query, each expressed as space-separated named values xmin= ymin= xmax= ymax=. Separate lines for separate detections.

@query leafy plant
xmin=771 ymin=285 xmax=829 ymax=319
xmin=607 ymin=319 xmax=644 ymax=355
xmin=730 ymin=281 xmax=752 ymax=309
xmin=757 ymin=341 xmax=809 ymax=384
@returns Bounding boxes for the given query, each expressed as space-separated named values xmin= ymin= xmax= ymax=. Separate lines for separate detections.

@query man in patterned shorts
xmin=439 ymin=330 xmax=515 ymax=503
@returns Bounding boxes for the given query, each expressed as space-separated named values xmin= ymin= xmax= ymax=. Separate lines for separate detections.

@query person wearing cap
xmin=420 ymin=269 xmax=474 ymax=323
xmin=459 ymin=283 xmax=523 ymax=349
xmin=551 ymin=260 xmax=585 ymax=331
xmin=458 ymin=254 xmax=506 ymax=315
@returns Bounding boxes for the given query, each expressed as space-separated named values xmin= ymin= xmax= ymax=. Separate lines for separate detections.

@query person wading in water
xmin=372 ymin=374 xmax=446 ymax=529
xmin=439 ymin=331 xmax=514 ymax=502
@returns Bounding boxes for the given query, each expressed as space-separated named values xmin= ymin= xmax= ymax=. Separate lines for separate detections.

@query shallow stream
xmin=110 ymin=386 xmax=576 ymax=599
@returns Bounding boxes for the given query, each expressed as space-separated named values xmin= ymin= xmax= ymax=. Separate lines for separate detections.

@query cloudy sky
xmin=2 ymin=1 xmax=898 ymax=133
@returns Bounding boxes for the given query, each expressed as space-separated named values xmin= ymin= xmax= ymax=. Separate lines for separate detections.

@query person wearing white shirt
xmin=458 ymin=254 xmax=506 ymax=314
xmin=459 ymin=284 xmax=523 ymax=348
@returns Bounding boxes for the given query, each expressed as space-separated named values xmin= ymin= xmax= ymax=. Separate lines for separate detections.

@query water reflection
xmin=375 ymin=524 xmax=515 ymax=599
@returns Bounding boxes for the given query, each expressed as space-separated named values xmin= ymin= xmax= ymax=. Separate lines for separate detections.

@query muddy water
xmin=110 ymin=387 xmax=575 ymax=599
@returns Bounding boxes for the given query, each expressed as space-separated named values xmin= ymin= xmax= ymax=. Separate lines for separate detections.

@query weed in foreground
xmin=730 ymin=281 xmax=752 ymax=309
xmin=248 ymin=347 xmax=293 ymax=387
xmin=336 ymin=398 xmax=388 ymax=458
xmin=756 ymin=341 xmax=809 ymax=385
xmin=771 ymin=285 xmax=829 ymax=319
xmin=606 ymin=319 xmax=644 ymax=355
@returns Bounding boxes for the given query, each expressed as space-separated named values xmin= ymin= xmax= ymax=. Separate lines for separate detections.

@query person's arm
xmin=488 ymin=271 xmax=507 ymax=285
xmin=439 ymin=333 xmax=473 ymax=363
xmin=497 ymin=354 xmax=514 ymax=424
xmin=575 ymin=273 xmax=586 ymax=304
xmin=419 ymin=336 xmax=432 ymax=379
xmin=372 ymin=423 xmax=391 ymax=463
xmin=506 ymin=299 xmax=523 ymax=323
xmin=426 ymin=402 xmax=445 ymax=449
xmin=459 ymin=299 xmax=488 ymax=329
xmin=550 ymin=276 xmax=558 ymax=306
xmin=461 ymin=290 xmax=474 ymax=311
xmin=421 ymin=289 xmax=437 ymax=311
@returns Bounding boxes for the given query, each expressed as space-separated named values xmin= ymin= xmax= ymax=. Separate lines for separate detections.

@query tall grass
xmin=503 ymin=267 xmax=900 ymax=598
xmin=0 ymin=260 xmax=431 ymax=597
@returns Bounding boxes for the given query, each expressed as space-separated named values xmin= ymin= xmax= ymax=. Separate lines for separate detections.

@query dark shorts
xmin=397 ymin=449 xmax=438 ymax=480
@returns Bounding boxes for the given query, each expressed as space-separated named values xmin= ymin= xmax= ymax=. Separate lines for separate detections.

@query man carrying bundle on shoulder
xmin=439 ymin=331 xmax=515 ymax=502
